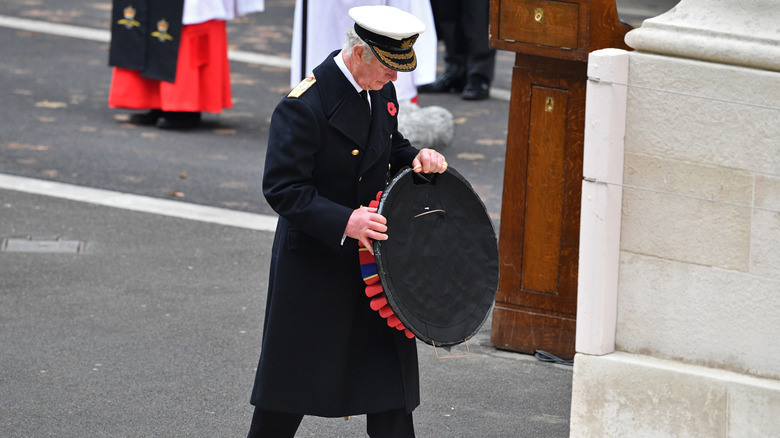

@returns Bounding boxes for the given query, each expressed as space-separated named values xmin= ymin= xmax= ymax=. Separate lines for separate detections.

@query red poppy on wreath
xmin=387 ymin=102 xmax=397 ymax=116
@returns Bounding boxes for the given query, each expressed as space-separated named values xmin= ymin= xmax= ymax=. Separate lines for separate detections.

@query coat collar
xmin=313 ymin=51 xmax=399 ymax=175
xmin=313 ymin=52 xmax=371 ymax=147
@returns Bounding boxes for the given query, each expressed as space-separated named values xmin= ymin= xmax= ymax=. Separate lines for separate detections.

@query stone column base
xmin=570 ymin=352 xmax=780 ymax=437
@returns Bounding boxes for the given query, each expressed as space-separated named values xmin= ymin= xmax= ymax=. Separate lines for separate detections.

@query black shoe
xmin=461 ymin=76 xmax=490 ymax=101
xmin=418 ymin=71 xmax=466 ymax=94
xmin=155 ymin=112 xmax=202 ymax=130
xmin=128 ymin=109 xmax=164 ymax=125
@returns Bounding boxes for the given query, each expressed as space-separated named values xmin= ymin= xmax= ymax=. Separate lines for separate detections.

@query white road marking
xmin=0 ymin=173 xmax=278 ymax=232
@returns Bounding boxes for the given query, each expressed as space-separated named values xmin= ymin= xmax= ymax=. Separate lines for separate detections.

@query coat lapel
xmin=312 ymin=52 xmax=399 ymax=177
xmin=313 ymin=55 xmax=371 ymax=149
xmin=358 ymin=90 xmax=390 ymax=176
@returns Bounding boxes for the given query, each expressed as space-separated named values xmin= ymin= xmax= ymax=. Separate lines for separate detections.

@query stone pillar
xmin=625 ymin=0 xmax=780 ymax=73
xmin=570 ymin=1 xmax=780 ymax=436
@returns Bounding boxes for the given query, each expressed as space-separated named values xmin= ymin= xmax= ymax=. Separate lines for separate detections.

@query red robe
xmin=108 ymin=19 xmax=232 ymax=113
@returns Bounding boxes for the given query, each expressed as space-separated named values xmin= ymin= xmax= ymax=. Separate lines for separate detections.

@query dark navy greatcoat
xmin=249 ymin=52 xmax=421 ymax=417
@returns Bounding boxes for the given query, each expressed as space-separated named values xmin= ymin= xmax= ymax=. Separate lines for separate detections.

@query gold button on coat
xmin=351 ymin=149 xmax=360 ymax=156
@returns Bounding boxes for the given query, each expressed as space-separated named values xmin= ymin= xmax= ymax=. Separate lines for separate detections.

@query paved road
xmin=0 ymin=0 xmax=510 ymax=226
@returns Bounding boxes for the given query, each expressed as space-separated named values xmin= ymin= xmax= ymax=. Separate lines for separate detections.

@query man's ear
xmin=353 ymin=44 xmax=365 ymax=61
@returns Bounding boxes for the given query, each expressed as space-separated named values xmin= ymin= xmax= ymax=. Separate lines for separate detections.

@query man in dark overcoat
xmin=246 ymin=5 xmax=448 ymax=438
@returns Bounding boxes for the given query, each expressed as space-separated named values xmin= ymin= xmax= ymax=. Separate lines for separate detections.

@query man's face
xmin=352 ymin=47 xmax=398 ymax=90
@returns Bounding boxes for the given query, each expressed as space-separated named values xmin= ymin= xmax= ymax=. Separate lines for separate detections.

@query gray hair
xmin=344 ymin=27 xmax=375 ymax=63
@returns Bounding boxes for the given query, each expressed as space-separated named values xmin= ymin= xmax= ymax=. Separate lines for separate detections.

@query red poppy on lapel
xmin=387 ymin=102 xmax=397 ymax=116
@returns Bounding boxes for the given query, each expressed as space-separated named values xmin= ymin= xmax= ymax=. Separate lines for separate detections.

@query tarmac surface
xmin=0 ymin=179 xmax=574 ymax=438
xmin=1 ymin=1 xmax=679 ymax=436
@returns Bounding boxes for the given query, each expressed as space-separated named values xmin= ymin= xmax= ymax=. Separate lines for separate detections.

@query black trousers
xmin=246 ymin=407 xmax=415 ymax=438
xmin=429 ymin=0 xmax=496 ymax=83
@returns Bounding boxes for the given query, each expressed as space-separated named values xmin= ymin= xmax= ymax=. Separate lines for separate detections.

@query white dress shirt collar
xmin=334 ymin=51 xmax=363 ymax=95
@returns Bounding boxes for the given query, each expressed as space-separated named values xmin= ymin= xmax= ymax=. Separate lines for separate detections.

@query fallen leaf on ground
xmin=476 ymin=138 xmax=505 ymax=146
xmin=456 ymin=152 xmax=486 ymax=160
xmin=220 ymin=181 xmax=248 ymax=189
xmin=222 ymin=201 xmax=250 ymax=208
xmin=7 ymin=142 xmax=50 ymax=151
xmin=35 ymin=100 xmax=67 ymax=109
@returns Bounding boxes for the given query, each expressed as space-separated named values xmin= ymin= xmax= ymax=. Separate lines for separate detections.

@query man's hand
xmin=345 ymin=207 xmax=387 ymax=254
xmin=412 ymin=148 xmax=448 ymax=174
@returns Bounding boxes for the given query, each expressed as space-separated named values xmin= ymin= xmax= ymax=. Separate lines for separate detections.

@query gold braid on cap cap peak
xmin=373 ymin=48 xmax=417 ymax=71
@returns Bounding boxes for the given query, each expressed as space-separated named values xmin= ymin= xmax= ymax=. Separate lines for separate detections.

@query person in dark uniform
xmin=246 ymin=5 xmax=447 ymax=438
xmin=107 ymin=0 xmax=265 ymax=129
xmin=418 ymin=0 xmax=496 ymax=100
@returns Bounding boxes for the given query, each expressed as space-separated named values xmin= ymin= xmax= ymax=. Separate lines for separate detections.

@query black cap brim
xmin=354 ymin=23 xmax=418 ymax=72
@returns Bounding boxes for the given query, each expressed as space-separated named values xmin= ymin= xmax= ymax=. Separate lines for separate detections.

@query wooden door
xmin=490 ymin=55 xmax=587 ymax=359
xmin=488 ymin=0 xmax=631 ymax=359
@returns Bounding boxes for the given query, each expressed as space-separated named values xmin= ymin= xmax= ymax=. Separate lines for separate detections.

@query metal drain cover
xmin=1 ymin=237 xmax=85 ymax=254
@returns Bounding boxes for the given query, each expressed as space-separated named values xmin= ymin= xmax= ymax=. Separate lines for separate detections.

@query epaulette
xmin=288 ymin=76 xmax=316 ymax=98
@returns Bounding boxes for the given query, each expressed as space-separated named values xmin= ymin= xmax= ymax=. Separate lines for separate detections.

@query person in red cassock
xmin=246 ymin=6 xmax=447 ymax=438
xmin=107 ymin=0 xmax=264 ymax=129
